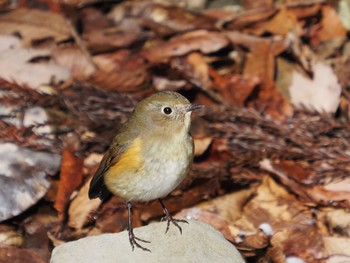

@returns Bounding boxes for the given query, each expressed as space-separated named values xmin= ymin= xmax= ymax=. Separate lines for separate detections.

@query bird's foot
xmin=161 ymin=214 xmax=188 ymax=234
xmin=128 ymin=228 xmax=151 ymax=252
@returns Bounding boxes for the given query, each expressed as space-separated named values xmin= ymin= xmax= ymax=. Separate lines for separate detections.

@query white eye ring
xmin=162 ymin=106 xmax=172 ymax=115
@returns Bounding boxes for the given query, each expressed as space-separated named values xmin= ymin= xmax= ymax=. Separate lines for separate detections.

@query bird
xmin=88 ymin=91 xmax=203 ymax=251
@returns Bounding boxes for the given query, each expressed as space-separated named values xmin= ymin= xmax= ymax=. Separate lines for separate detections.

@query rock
xmin=50 ymin=219 xmax=245 ymax=263
xmin=0 ymin=143 xmax=61 ymax=222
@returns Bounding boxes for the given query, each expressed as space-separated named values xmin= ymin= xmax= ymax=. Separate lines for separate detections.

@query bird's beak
xmin=186 ymin=104 xmax=204 ymax=112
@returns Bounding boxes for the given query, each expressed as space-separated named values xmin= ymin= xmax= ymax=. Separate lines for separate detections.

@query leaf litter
xmin=0 ymin=0 xmax=349 ymax=262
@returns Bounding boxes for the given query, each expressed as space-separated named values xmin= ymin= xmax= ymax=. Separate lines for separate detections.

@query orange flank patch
xmin=104 ymin=137 xmax=143 ymax=182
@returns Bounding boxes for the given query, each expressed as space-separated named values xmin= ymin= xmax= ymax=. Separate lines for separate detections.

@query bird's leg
xmin=158 ymin=199 xmax=188 ymax=234
xmin=126 ymin=201 xmax=151 ymax=252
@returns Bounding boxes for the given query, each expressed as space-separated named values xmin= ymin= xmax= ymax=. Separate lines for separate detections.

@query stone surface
xmin=51 ymin=219 xmax=245 ymax=263
xmin=0 ymin=143 xmax=61 ymax=222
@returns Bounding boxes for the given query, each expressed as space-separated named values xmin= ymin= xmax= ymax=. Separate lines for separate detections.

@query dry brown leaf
xmin=323 ymin=237 xmax=350 ymax=263
xmin=246 ymin=7 xmax=302 ymax=36
xmin=179 ymin=209 xmax=233 ymax=240
xmin=309 ymin=5 xmax=346 ymax=46
xmin=90 ymin=69 xmax=149 ymax=93
xmin=241 ymin=38 xmax=293 ymax=120
xmin=140 ymin=3 xmax=216 ymax=36
xmin=54 ymin=147 xmax=84 ymax=220
xmin=22 ymin=205 xmax=58 ymax=260
xmin=263 ymin=160 xmax=323 ymax=185
xmin=80 ymin=7 xmax=113 ymax=32
xmin=94 ymin=197 xmax=129 ymax=233
xmin=152 ymin=76 xmax=187 ymax=91
xmin=84 ymin=29 xmax=143 ymax=53
xmin=0 ymin=37 xmax=70 ymax=89
xmin=215 ymin=75 xmax=260 ymax=106
xmin=91 ymin=51 xmax=150 ymax=92
xmin=67 ymin=177 xmax=101 ymax=230
xmin=306 ymin=185 xmax=350 ymax=208
xmin=226 ymin=6 xmax=277 ymax=30
xmin=270 ymin=226 xmax=327 ymax=262
xmin=287 ymin=3 xmax=322 ymax=19
xmin=229 ymin=177 xmax=319 ymax=253
xmin=0 ymin=8 xmax=71 ymax=46
xmin=47 ymin=231 xmax=66 ymax=247
xmin=191 ymin=117 xmax=212 ymax=156
xmin=176 ymin=189 xmax=255 ymax=240
xmin=0 ymin=224 xmax=24 ymax=247
xmin=143 ymin=30 xmax=229 ymax=63
xmin=181 ymin=52 xmax=211 ymax=89
xmin=288 ymin=62 xmax=341 ymax=113
xmin=327 ymin=255 xmax=350 ymax=263
xmin=243 ymin=41 xmax=274 ymax=88
xmin=0 ymin=247 xmax=47 ymax=263
xmin=261 ymin=159 xmax=350 ymax=207
xmin=321 ymin=209 xmax=350 ymax=237
xmin=51 ymin=47 xmax=96 ymax=80
xmin=242 ymin=0 xmax=272 ymax=9
xmin=194 ymin=137 xmax=212 ymax=157
xmin=81 ymin=7 xmax=145 ymax=52
xmin=225 ymin=31 xmax=286 ymax=56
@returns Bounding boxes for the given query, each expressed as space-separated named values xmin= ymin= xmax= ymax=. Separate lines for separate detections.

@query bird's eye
xmin=162 ymin=107 xmax=172 ymax=115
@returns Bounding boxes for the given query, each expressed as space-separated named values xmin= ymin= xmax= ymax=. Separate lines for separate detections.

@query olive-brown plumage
xmin=88 ymin=91 xmax=202 ymax=251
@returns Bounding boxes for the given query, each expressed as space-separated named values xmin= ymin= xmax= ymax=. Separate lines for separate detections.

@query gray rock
xmin=51 ymin=220 xmax=245 ymax=263
xmin=0 ymin=143 xmax=61 ymax=221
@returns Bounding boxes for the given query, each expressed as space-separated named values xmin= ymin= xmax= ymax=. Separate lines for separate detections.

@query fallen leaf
xmin=241 ymin=38 xmax=293 ymax=120
xmin=238 ymin=177 xmax=328 ymax=260
xmin=243 ymin=7 xmax=301 ymax=36
xmin=175 ymin=189 xmax=255 ymax=242
xmin=83 ymin=28 xmax=145 ymax=53
xmin=261 ymin=159 xmax=350 ymax=207
xmin=90 ymin=68 xmax=149 ymax=93
xmin=338 ymin=0 xmax=350 ymax=31
xmin=321 ymin=209 xmax=350 ymax=237
xmin=215 ymin=75 xmax=260 ymax=106
xmin=243 ymin=40 xmax=274 ymax=88
xmin=270 ymin=226 xmax=327 ymax=262
xmin=51 ymin=47 xmax=96 ymax=79
xmin=90 ymin=50 xmax=149 ymax=92
xmin=140 ymin=3 xmax=216 ymax=36
xmin=143 ymin=30 xmax=229 ymax=63
xmin=287 ymin=3 xmax=321 ymax=20
xmin=323 ymin=237 xmax=350 ymax=262
xmin=93 ymin=196 xmax=129 ymax=233
xmin=178 ymin=188 xmax=255 ymax=224
xmin=309 ymin=5 xmax=346 ymax=46
xmin=0 ymin=246 xmax=46 ymax=263
xmin=152 ymin=76 xmax=187 ymax=91
xmin=54 ymin=147 xmax=84 ymax=220
xmin=0 ymin=224 xmax=24 ymax=247
xmin=0 ymin=37 xmax=70 ymax=89
xmin=191 ymin=117 xmax=212 ymax=156
xmin=225 ymin=6 xmax=277 ymax=31
xmin=0 ymin=8 xmax=71 ymax=46
xmin=67 ymin=177 xmax=101 ymax=230
xmin=242 ymin=0 xmax=272 ymax=9
xmin=289 ymin=62 xmax=341 ymax=113
xmin=306 ymin=185 xmax=350 ymax=208
xmin=81 ymin=7 xmax=146 ymax=52
xmin=22 ymin=205 xmax=58 ymax=260
xmin=176 ymin=52 xmax=211 ymax=89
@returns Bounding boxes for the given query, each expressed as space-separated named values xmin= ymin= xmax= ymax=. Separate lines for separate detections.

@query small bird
xmin=88 ymin=91 xmax=203 ymax=251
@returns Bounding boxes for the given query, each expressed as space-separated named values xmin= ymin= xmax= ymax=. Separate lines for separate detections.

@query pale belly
xmin=105 ymin=135 xmax=193 ymax=202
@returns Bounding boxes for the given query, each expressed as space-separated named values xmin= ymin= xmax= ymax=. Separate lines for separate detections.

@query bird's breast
xmin=105 ymin=133 xmax=194 ymax=202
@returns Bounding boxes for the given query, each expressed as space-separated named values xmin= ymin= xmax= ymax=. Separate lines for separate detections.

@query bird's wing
xmin=88 ymin=129 xmax=134 ymax=200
